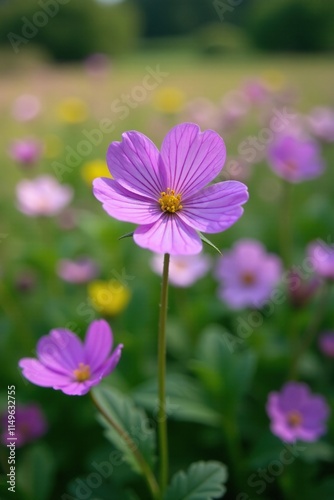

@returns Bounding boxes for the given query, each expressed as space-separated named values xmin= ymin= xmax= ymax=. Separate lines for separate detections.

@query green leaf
xmin=92 ymin=386 xmax=156 ymax=475
xmin=119 ymin=231 xmax=134 ymax=240
xmin=132 ymin=373 xmax=221 ymax=426
xmin=190 ymin=325 xmax=256 ymax=414
xmin=16 ymin=444 xmax=55 ymax=500
xmin=164 ymin=461 xmax=228 ymax=500
xmin=198 ymin=232 xmax=222 ymax=255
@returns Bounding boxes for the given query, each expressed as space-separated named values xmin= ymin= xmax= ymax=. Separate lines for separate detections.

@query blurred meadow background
xmin=1 ymin=0 xmax=334 ymax=499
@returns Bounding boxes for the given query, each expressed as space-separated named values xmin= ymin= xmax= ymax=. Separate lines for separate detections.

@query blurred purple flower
xmin=216 ymin=239 xmax=282 ymax=309
xmin=307 ymin=107 xmax=334 ymax=142
xmin=266 ymin=381 xmax=330 ymax=443
xmin=318 ymin=332 xmax=334 ymax=357
xmin=8 ymin=139 xmax=43 ymax=166
xmin=15 ymin=269 xmax=37 ymax=293
xmin=243 ymin=78 xmax=269 ymax=105
xmin=16 ymin=175 xmax=73 ymax=217
xmin=1 ymin=404 xmax=47 ymax=447
xmin=267 ymin=134 xmax=325 ymax=183
xmin=151 ymin=253 xmax=211 ymax=287
xmin=19 ymin=320 xmax=123 ymax=396
xmin=287 ymin=268 xmax=320 ymax=309
xmin=307 ymin=240 xmax=334 ymax=280
xmin=11 ymin=94 xmax=41 ymax=122
xmin=57 ymin=258 xmax=99 ymax=284
xmin=93 ymin=123 xmax=248 ymax=255
xmin=84 ymin=52 xmax=110 ymax=77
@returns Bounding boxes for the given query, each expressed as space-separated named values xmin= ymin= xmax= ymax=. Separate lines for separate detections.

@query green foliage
xmin=248 ymin=0 xmax=334 ymax=52
xmin=0 ymin=0 xmax=142 ymax=61
xmin=92 ymin=386 xmax=156 ymax=474
xmin=164 ymin=461 xmax=227 ymax=500
xmin=133 ymin=373 xmax=221 ymax=426
xmin=16 ymin=444 xmax=56 ymax=500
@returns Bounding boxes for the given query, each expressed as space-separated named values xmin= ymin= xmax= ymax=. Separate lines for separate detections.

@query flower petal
xmin=58 ymin=381 xmax=94 ymax=396
xmin=179 ymin=181 xmax=248 ymax=233
xmin=18 ymin=358 xmax=70 ymax=387
xmin=160 ymin=123 xmax=226 ymax=198
xmin=106 ymin=131 xmax=163 ymax=197
xmin=37 ymin=329 xmax=84 ymax=373
xmin=133 ymin=215 xmax=202 ymax=255
xmin=93 ymin=177 xmax=161 ymax=224
xmin=92 ymin=344 xmax=123 ymax=379
xmin=84 ymin=319 xmax=113 ymax=372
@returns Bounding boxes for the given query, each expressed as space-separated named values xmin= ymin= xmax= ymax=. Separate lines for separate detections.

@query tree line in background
xmin=0 ymin=0 xmax=333 ymax=61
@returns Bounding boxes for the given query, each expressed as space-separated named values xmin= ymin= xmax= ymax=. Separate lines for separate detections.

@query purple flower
xmin=266 ymin=382 xmax=330 ymax=443
xmin=216 ymin=239 xmax=282 ymax=309
xmin=318 ymin=332 xmax=334 ymax=357
xmin=307 ymin=240 xmax=334 ymax=280
xmin=11 ymin=94 xmax=41 ymax=122
xmin=307 ymin=107 xmax=334 ymax=143
xmin=151 ymin=253 xmax=211 ymax=287
xmin=267 ymin=134 xmax=325 ymax=183
xmin=8 ymin=139 xmax=43 ymax=166
xmin=287 ymin=268 xmax=320 ymax=309
xmin=93 ymin=123 xmax=249 ymax=255
xmin=57 ymin=258 xmax=99 ymax=284
xmin=19 ymin=320 xmax=123 ymax=396
xmin=1 ymin=404 xmax=47 ymax=447
xmin=16 ymin=175 xmax=73 ymax=217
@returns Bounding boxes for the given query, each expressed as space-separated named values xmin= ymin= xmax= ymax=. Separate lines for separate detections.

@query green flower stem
xmin=158 ymin=253 xmax=170 ymax=496
xmin=289 ymin=281 xmax=330 ymax=379
xmin=280 ymin=180 xmax=293 ymax=269
xmin=90 ymin=392 xmax=160 ymax=500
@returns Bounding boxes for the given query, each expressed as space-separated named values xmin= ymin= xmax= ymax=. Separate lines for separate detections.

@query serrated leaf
xmin=92 ymin=386 xmax=156 ymax=475
xmin=132 ymin=373 xmax=221 ymax=426
xmin=198 ymin=232 xmax=222 ymax=255
xmin=164 ymin=461 xmax=228 ymax=500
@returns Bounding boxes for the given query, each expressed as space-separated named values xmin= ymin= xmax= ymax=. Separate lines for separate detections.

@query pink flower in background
xmin=57 ymin=258 xmax=99 ymax=284
xmin=216 ymin=239 xmax=282 ymax=309
xmin=93 ymin=123 xmax=248 ymax=255
xmin=267 ymin=134 xmax=325 ymax=183
xmin=307 ymin=107 xmax=334 ymax=142
xmin=11 ymin=94 xmax=41 ymax=122
xmin=8 ymin=139 xmax=43 ymax=166
xmin=318 ymin=332 xmax=334 ymax=357
xmin=243 ymin=78 xmax=269 ymax=105
xmin=1 ymin=404 xmax=47 ymax=447
xmin=307 ymin=240 xmax=334 ymax=280
xmin=287 ymin=268 xmax=320 ymax=309
xmin=266 ymin=382 xmax=330 ymax=443
xmin=19 ymin=320 xmax=123 ymax=396
xmin=151 ymin=253 xmax=211 ymax=287
xmin=16 ymin=175 xmax=73 ymax=217
xmin=84 ymin=52 xmax=110 ymax=77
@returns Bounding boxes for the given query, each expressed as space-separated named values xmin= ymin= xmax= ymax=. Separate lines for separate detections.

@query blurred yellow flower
xmin=44 ymin=134 xmax=63 ymax=159
xmin=88 ymin=280 xmax=131 ymax=316
xmin=81 ymin=159 xmax=111 ymax=185
xmin=262 ymin=70 xmax=286 ymax=91
xmin=153 ymin=87 xmax=185 ymax=114
xmin=56 ymin=97 xmax=88 ymax=124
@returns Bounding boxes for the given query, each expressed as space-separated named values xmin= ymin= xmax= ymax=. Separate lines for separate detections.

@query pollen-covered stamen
xmin=73 ymin=362 xmax=91 ymax=382
xmin=159 ymin=188 xmax=183 ymax=213
xmin=287 ymin=410 xmax=303 ymax=428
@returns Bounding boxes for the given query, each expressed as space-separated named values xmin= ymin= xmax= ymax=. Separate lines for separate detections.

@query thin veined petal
xmin=59 ymin=381 xmax=94 ymax=396
xmin=92 ymin=344 xmax=124 ymax=378
xmin=160 ymin=123 xmax=226 ymax=197
xmin=93 ymin=177 xmax=161 ymax=224
xmin=106 ymin=131 xmax=163 ymax=197
xmin=18 ymin=358 xmax=70 ymax=387
xmin=84 ymin=319 xmax=113 ymax=372
xmin=37 ymin=329 xmax=84 ymax=372
xmin=179 ymin=181 xmax=249 ymax=233
xmin=133 ymin=215 xmax=202 ymax=255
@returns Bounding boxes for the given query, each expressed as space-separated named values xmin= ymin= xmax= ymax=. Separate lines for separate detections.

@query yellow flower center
xmin=73 ymin=362 xmax=91 ymax=382
xmin=287 ymin=410 xmax=303 ymax=428
xmin=159 ymin=188 xmax=182 ymax=213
